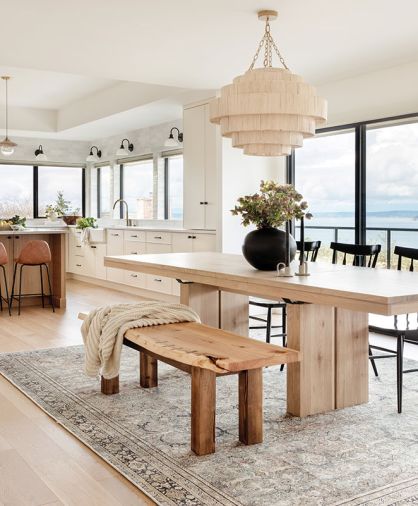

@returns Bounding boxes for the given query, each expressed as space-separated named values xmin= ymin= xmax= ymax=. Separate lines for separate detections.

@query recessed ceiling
xmin=1 ymin=0 xmax=418 ymax=140
xmin=2 ymin=0 xmax=418 ymax=89
xmin=0 ymin=67 xmax=117 ymax=109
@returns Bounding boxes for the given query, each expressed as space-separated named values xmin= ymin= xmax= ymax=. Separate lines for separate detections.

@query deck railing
xmin=295 ymin=225 xmax=418 ymax=269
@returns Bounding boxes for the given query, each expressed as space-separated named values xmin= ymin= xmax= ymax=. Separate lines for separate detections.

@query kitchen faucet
xmin=113 ymin=199 xmax=130 ymax=226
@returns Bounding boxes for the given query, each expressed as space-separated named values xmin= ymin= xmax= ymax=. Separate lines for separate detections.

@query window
xmin=37 ymin=166 xmax=84 ymax=217
xmin=294 ymin=130 xmax=355 ymax=260
xmin=291 ymin=114 xmax=418 ymax=268
xmin=366 ymin=121 xmax=418 ymax=267
xmin=165 ymin=154 xmax=183 ymax=220
xmin=123 ymin=159 xmax=154 ymax=219
xmin=0 ymin=164 xmax=33 ymax=218
xmin=99 ymin=165 xmax=111 ymax=216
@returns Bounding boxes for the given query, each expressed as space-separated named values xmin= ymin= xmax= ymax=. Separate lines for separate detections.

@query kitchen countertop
xmin=69 ymin=225 xmax=216 ymax=234
xmin=0 ymin=228 xmax=68 ymax=236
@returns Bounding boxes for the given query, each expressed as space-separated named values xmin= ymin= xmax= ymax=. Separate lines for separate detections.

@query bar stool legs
xmin=10 ymin=262 xmax=55 ymax=315
xmin=0 ymin=264 xmax=11 ymax=316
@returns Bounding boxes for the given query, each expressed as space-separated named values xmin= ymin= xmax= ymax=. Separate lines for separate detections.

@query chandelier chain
xmin=248 ymin=18 xmax=289 ymax=71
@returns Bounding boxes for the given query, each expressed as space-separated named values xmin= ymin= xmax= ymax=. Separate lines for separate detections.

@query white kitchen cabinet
xmin=146 ymin=274 xmax=172 ymax=295
xmin=106 ymin=229 xmax=124 ymax=283
xmin=124 ymin=240 xmax=146 ymax=256
xmin=91 ymin=244 xmax=107 ymax=280
xmin=146 ymin=243 xmax=172 ymax=254
xmin=172 ymin=232 xmax=217 ymax=253
xmin=123 ymin=230 xmax=146 ymax=242
xmin=145 ymin=231 xmax=172 ymax=245
xmin=124 ymin=270 xmax=147 ymax=289
xmin=183 ymin=101 xmax=218 ymax=230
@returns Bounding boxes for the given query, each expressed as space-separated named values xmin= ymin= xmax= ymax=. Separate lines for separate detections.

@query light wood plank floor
xmin=0 ymin=279 xmax=415 ymax=505
xmin=0 ymin=279 xmax=154 ymax=506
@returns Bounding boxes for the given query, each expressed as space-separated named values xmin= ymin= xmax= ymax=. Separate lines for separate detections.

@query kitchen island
xmin=0 ymin=228 xmax=67 ymax=308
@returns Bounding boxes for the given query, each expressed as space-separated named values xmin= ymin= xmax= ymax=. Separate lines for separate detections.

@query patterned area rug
xmin=1 ymin=346 xmax=418 ymax=506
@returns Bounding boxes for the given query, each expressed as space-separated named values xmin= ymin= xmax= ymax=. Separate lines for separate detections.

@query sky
xmin=295 ymin=121 xmax=418 ymax=217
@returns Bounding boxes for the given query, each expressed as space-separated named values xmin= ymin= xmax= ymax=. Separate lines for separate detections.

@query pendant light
xmin=209 ymin=10 xmax=327 ymax=156
xmin=116 ymin=138 xmax=134 ymax=157
xmin=86 ymin=146 xmax=102 ymax=162
xmin=34 ymin=144 xmax=48 ymax=161
xmin=0 ymin=76 xmax=17 ymax=156
xmin=164 ymin=127 xmax=183 ymax=147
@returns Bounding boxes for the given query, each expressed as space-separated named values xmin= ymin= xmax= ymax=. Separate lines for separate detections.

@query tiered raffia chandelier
xmin=209 ymin=10 xmax=327 ymax=157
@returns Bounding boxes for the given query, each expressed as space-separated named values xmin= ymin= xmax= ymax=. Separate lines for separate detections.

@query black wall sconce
xmin=116 ymin=138 xmax=134 ymax=156
xmin=165 ymin=127 xmax=183 ymax=147
xmin=34 ymin=144 xmax=48 ymax=161
xmin=86 ymin=146 xmax=102 ymax=162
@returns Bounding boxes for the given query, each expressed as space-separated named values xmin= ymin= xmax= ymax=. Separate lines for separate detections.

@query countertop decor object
xmin=0 ymin=76 xmax=17 ymax=156
xmin=232 ymin=180 xmax=308 ymax=270
xmin=209 ymin=10 xmax=327 ymax=156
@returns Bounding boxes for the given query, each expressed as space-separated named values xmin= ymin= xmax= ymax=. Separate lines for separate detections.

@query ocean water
xmin=302 ymin=214 xmax=418 ymax=251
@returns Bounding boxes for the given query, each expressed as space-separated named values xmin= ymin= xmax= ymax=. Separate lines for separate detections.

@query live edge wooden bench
xmin=79 ymin=313 xmax=299 ymax=456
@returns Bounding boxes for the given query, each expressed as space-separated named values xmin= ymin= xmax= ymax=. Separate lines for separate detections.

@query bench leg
xmin=191 ymin=367 xmax=216 ymax=456
xmin=140 ymin=351 xmax=158 ymax=388
xmin=101 ymin=375 xmax=119 ymax=395
xmin=239 ymin=368 xmax=263 ymax=445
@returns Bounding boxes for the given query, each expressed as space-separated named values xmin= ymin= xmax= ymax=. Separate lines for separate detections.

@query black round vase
xmin=242 ymin=227 xmax=296 ymax=271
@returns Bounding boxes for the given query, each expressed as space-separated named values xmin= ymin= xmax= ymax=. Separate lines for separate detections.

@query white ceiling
xmin=1 ymin=0 xmax=418 ymax=140
xmin=0 ymin=67 xmax=116 ymax=109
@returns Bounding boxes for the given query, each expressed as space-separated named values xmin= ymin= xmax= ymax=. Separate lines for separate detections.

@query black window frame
xmin=118 ymin=152 xmax=183 ymax=221
xmin=287 ymin=111 xmax=418 ymax=246
xmin=0 ymin=163 xmax=85 ymax=219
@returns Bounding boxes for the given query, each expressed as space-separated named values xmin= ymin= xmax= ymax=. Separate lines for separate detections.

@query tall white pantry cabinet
xmin=183 ymin=100 xmax=219 ymax=231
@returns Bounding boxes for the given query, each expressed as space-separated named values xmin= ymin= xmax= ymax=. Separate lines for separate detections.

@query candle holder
xmin=277 ymin=262 xmax=294 ymax=277
xmin=295 ymin=261 xmax=310 ymax=276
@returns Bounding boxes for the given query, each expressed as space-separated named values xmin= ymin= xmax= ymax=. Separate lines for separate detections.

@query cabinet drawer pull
xmin=154 ymin=278 xmax=162 ymax=282
xmin=76 ymin=264 xmax=82 ymax=267
xmin=187 ymin=235 xmax=193 ymax=239
xmin=76 ymin=245 xmax=81 ymax=248
xmin=130 ymin=234 xmax=138 ymax=238
xmin=111 ymin=233 xmax=120 ymax=237
xmin=130 ymin=252 xmax=138 ymax=255
xmin=200 ymin=201 xmax=208 ymax=205
xmin=130 ymin=274 xmax=138 ymax=278
xmin=154 ymin=236 xmax=162 ymax=239
xmin=90 ymin=245 xmax=97 ymax=249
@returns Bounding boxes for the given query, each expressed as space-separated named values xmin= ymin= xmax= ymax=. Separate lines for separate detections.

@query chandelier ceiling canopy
xmin=209 ymin=10 xmax=327 ymax=157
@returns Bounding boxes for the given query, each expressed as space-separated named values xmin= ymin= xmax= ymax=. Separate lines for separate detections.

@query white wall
xmin=221 ymin=138 xmax=286 ymax=253
xmin=318 ymin=60 xmax=418 ymax=126
xmin=0 ymin=135 xmax=89 ymax=165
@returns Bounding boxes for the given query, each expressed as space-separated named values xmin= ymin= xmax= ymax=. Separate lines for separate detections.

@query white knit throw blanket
xmin=81 ymin=302 xmax=201 ymax=379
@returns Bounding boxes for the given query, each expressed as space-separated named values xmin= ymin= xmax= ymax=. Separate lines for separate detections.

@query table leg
xmin=180 ymin=283 xmax=219 ymax=327
xmin=335 ymin=308 xmax=369 ymax=409
xmin=287 ymin=304 xmax=369 ymax=417
xmin=286 ymin=303 xmax=335 ymax=417
xmin=219 ymin=292 xmax=249 ymax=336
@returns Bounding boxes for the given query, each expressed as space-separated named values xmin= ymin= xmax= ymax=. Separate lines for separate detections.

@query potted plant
xmin=45 ymin=191 xmax=81 ymax=224
xmin=231 ymin=180 xmax=310 ymax=270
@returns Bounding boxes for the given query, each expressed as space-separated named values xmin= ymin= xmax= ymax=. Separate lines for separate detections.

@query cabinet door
xmin=192 ymin=233 xmax=217 ymax=252
xmin=204 ymin=103 xmax=219 ymax=230
xmin=183 ymin=105 xmax=206 ymax=229
xmin=145 ymin=243 xmax=172 ymax=254
xmin=172 ymin=233 xmax=194 ymax=253
xmin=124 ymin=240 xmax=146 ymax=256
xmin=106 ymin=229 xmax=124 ymax=283
xmin=92 ymin=244 xmax=107 ymax=280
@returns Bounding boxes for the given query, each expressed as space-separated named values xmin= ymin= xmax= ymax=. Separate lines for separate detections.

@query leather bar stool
xmin=0 ymin=242 xmax=10 ymax=315
xmin=10 ymin=240 xmax=55 ymax=315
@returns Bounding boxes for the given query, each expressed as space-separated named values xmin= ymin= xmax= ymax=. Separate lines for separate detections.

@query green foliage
xmin=76 ymin=217 xmax=98 ymax=229
xmin=45 ymin=190 xmax=80 ymax=218
xmin=9 ymin=215 xmax=26 ymax=227
xmin=231 ymin=180 xmax=311 ymax=229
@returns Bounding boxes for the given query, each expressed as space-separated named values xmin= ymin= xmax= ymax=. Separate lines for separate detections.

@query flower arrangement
xmin=231 ymin=180 xmax=310 ymax=229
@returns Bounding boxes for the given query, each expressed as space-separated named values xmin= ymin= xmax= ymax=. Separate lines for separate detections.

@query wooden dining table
xmin=104 ymin=252 xmax=418 ymax=418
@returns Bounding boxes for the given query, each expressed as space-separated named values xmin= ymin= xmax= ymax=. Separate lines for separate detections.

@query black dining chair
xmin=249 ymin=241 xmax=322 ymax=367
xmin=368 ymin=245 xmax=418 ymax=413
xmin=330 ymin=241 xmax=382 ymax=377
xmin=296 ymin=240 xmax=321 ymax=262
xmin=330 ymin=242 xmax=381 ymax=267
